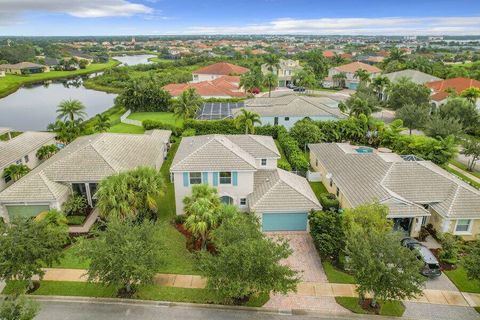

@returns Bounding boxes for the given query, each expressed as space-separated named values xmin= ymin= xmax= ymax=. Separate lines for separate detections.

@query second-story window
xmin=220 ymin=172 xmax=232 ymax=184
xmin=24 ymin=155 xmax=29 ymax=163
xmin=189 ymin=172 xmax=202 ymax=185
xmin=261 ymin=159 xmax=267 ymax=166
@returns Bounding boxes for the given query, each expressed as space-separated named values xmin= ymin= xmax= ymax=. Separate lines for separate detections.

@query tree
xmin=198 ymin=214 xmax=299 ymax=303
xmin=461 ymin=87 xmax=480 ymax=104
xmin=387 ymin=78 xmax=431 ymax=110
xmin=234 ymin=109 xmax=262 ymax=134
xmin=309 ymin=210 xmax=345 ymax=262
xmin=395 ymin=104 xmax=430 ymax=135
xmin=34 ymin=209 xmax=68 ymax=228
xmin=183 ymin=185 xmax=222 ymax=250
xmin=0 ymin=217 xmax=68 ymax=290
xmin=62 ymin=193 xmax=88 ymax=216
xmin=424 ymin=115 xmax=462 ymax=138
xmin=340 ymin=97 xmax=378 ymax=117
xmin=354 ymin=69 xmax=371 ymax=84
xmin=440 ymin=97 xmax=480 ymax=134
xmin=461 ymin=138 xmax=480 ymax=172
xmin=383 ymin=47 xmax=407 ymax=66
xmin=2 ymin=164 xmax=30 ymax=182
xmin=371 ymin=75 xmax=391 ymax=99
xmin=116 ymin=80 xmax=172 ymax=112
xmin=292 ymin=67 xmax=317 ymax=92
xmin=77 ymin=219 xmax=162 ymax=294
xmin=0 ymin=295 xmax=39 ymax=320
xmin=36 ymin=144 xmax=59 ymax=161
xmin=239 ymin=69 xmax=263 ymax=93
xmin=56 ymin=99 xmax=87 ymax=122
xmin=94 ymin=114 xmax=111 ymax=132
xmin=290 ymin=119 xmax=324 ymax=149
xmin=263 ymin=54 xmax=280 ymax=72
xmin=78 ymin=59 xmax=89 ymax=69
xmin=463 ymin=240 xmax=480 ymax=281
xmin=96 ymin=167 xmax=165 ymax=222
xmin=173 ymin=88 xmax=202 ymax=120
xmin=47 ymin=119 xmax=83 ymax=144
xmin=304 ymin=49 xmax=330 ymax=80
xmin=343 ymin=202 xmax=393 ymax=235
xmin=263 ymin=73 xmax=278 ymax=98
xmin=332 ymin=72 xmax=347 ymax=88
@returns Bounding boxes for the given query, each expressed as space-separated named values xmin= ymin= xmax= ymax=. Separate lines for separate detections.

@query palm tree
xmin=461 ymin=87 xmax=480 ymax=105
xmin=371 ymin=76 xmax=391 ymax=100
xmin=332 ymin=53 xmax=346 ymax=65
xmin=174 ymin=88 xmax=203 ymax=120
xmin=36 ymin=144 xmax=59 ymax=160
xmin=47 ymin=119 xmax=82 ymax=144
xmin=332 ymin=72 xmax=347 ymax=88
xmin=183 ymin=185 xmax=221 ymax=250
xmin=263 ymin=54 xmax=280 ymax=73
xmin=385 ymin=47 xmax=407 ymax=65
xmin=234 ymin=109 xmax=262 ymax=134
xmin=263 ymin=73 xmax=278 ymax=98
xmin=94 ymin=114 xmax=111 ymax=132
xmin=56 ymin=99 xmax=87 ymax=122
xmin=354 ymin=69 xmax=371 ymax=84
xmin=3 ymin=164 xmax=30 ymax=182
xmin=340 ymin=97 xmax=376 ymax=117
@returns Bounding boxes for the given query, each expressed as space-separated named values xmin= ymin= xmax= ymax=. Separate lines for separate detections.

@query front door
xmin=274 ymin=117 xmax=279 ymax=125
xmin=393 ymin=218 xmax=413 ymax=235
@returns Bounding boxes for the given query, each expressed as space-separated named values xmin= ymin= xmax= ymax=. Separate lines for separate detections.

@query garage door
xmin=262 ymin=212 xmax=308 ymax=231
xmin=6 ymin=205 xmax=50 ymax=219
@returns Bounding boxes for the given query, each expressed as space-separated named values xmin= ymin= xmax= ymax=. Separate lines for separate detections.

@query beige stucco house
xmin=309 ymin=143 xmax=480 ymax=240
xmin=261 ymin=59 xmax=303 ymax=87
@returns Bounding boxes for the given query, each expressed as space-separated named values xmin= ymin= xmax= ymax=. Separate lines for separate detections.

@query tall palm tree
xmin=94 ymin=114 xmax=111 ymax=132
xmin=174 ymin=88 xmax=203 ymax=120
xmin=56 ymin=99 xmax=87 ymax=122
xmin=461 ymin=87 xmax=480 ymax=105
xmin=385 ymin=47 xmax=407 ymax=65
xmin=340 ymin=97 xmax=376 ymax=117
xmin=234 ymin=109 xmax=262 ymax=134
xmin=332 ymin=72 xmax=347 ymax=88
xmin=3 ymin=164 xmax=30 ymax=182
xmin=263 ymin=73 xmax=278 ymax=98
xmin=263 ymin=54 xmax=280 ymax=73
xmin=371 ymin=75 xmax=391 ymax=100
xmin=354 ymin=69 xmax=371 ymax=84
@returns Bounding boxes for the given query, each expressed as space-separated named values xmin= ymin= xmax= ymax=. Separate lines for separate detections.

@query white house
xmin=171 ymin=134 xmax=321 ymax=231
xmin=323 ymin=61 xmax=381 ymax=90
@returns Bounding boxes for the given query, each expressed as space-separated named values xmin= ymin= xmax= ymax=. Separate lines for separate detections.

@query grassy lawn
xmin=0 ymin=60 xmax=120 ymax=98
xmin=444 ymin=264 xmax=480 ymax=293
xmin=335 ymin=297 xmax=405 ymax=317
xmin=108 ymin=123 xmax=145 ymax=134
xmin=128 ymin=112 xmax=183 ymax=128
xmin=322 ymin=260 xmax=356 ymax=284
xmin=450 ymin=160 xmax=480 ymax=179
xmin=51 ymin=243 xmax=89 ymax=269
xmin=443 ymin=165 xmax=480 ymax=189
xmin=274 ymin=140 xmax=288 ymax=163
xmin=309 ymin=182 xmax=328 ymax=200
xmin=66 ymin=215 xmax=86 ymax=225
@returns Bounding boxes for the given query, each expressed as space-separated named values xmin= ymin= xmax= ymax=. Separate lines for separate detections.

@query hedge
xmin=143 ymin=120 xmax=182 ymax=136
xmin=183 ymin=119 xmax=281 ymax=138
xmin=319 ymin=193 xmax=340 ymax=211
xmin=276 ymin=127 xmax=309 ymax=172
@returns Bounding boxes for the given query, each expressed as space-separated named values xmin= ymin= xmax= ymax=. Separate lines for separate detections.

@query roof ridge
xmin=90 ymin=138 xmax=121 ymax=172
xmin=250 ymin=170 xmax=282 ymax=209
xmin=247 ymin=135 xmax=280 ymax=156
xmin=446 ymin=185 xmax=461 ymax=215
xmin=277 ymin=169 xmax=320 ymax=207
xmin=38 ymin=171 xmax=58 ymax=198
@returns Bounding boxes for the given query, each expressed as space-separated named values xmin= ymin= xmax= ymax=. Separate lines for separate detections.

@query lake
xmin=112 ymin=54 xmax=156 ymax=66
xmin=0 ymin=76 xmax=117 ymax=131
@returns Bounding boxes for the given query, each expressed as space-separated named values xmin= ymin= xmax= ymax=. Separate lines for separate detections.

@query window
xmin=4 ymin=175 xmax=11 ymax=183
xmin=15 ymin=159 xmax=22 ymax=164
xmin=261 ymin=159 xmax=267 ymax=166
xmin=284 ymin=117 xmax=290 ymax=121
xmin=220 ymin=196 xmax=233 ymax=205
xmin=240 ymin=198 xmax=247 ymax=206
xmin=336 ymin=187 xmax=340 ymax=197
xmin=329 ymin=179 xmax=333 ymax=187
xmin=24 ymin=155 xmax=29 ymax=163
xmin=455 ymin=219 xmax=472 ymax=233
xmin=315 ymin=159 xmax=318 ymax=167
xmin=219 ymin=172 xmax=231 ymax=184
xmin=189 ymin=172 xmax=202 ymax=185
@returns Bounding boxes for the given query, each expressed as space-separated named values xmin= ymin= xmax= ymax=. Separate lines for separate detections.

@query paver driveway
xmin=264 ymin=232 xmax=350 ymax=314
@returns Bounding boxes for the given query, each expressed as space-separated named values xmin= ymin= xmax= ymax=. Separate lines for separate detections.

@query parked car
xmin=293 ymin=86 xmax=305 ymax=92
xmin=401 ymin=237 xmax=441 ymax=278
xmin=286 ymin=83 xmax=296 ymax=89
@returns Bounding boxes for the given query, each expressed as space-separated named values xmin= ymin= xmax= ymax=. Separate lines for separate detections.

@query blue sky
xmin=1 ymin=0 xmax=480 ymax=36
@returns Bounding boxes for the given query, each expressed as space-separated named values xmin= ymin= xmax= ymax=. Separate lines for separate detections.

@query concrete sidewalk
xmin=40 ymin=268 xmax=480 ymax=308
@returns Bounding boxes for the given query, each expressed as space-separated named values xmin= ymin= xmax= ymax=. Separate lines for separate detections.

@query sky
xmin=0 ymin=0 xmax=480 ymax=36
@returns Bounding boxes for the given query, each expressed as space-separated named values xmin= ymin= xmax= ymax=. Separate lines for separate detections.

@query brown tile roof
xmin=333 ymin=61 xmax=381 ymax=74
xmin=425 ymin=77 xmax=480 ymax=98
xmin=163 ymin=75 xmax=246 ymax=98
xmin=322 ymin=50 xmax=335 ymax=58
xmin=192 ymin=62 xmax=249 ymax=75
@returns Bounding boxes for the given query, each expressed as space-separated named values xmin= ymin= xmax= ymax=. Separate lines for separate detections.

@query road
xmin=33 ymin=299 xmax=384 ymax=320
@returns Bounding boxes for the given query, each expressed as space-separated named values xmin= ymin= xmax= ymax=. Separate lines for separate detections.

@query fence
xmin=120 ymin=109 xmax=142 ymax=127
xmin=306 ymin=171 xmax=321 ymax=182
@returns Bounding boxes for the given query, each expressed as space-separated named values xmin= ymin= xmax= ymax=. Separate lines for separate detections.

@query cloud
xmin=189 ymin=16 xmax=480 ymax=35
xmin=0 ymin=0 xmax=153 ymax=21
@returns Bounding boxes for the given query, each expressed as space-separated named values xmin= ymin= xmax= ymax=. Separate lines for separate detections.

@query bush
xmin=181 ymin=128 xmax=196 ymax=137
xmin=438 ymin=233 xmax=460 ymax=264
xmin=425 ymin=223 xmax=437 ymax=239
xmin=319 ymin=193 xmax=340 ymax=211
xmin=309 ymin=210 xmax=345 ymax=261
xmin=143 ymin=120 xmax=182 ymax=136
xmin=418 ymin=227 xmax=430 ymax=241
xmin=277 ymin=159 xmax=292 ymax=171
xmin=277 ymin=127 xmax=309 ymax=172
xmin=62 ymin=193 xmax=88 ymax=216
xmin=183 ymin=119 xmax=282 ymax=138
xmin=174 ymin=214 xmax=187 ymax=225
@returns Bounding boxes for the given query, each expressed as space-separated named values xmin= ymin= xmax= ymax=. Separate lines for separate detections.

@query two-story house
xmin=0 ymin=130 xmax=57 ymax=191
xmin=261 ymin=59 xmax=303 ymax=87
xmin=191 ymin=62 xmax=249 ymax=83
xmin=171 ymin=134 xmax=321 ymax=231
xmin=322 ymin=61 xmax=381 ymax=90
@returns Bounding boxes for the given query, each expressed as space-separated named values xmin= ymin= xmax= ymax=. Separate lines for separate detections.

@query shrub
xmin=319 ymin=193 xmax=340 ymax=211
xmin=181 ymin=128 xmax=196 ymax=137
xmin=309 ymin=210 xmax=345 ymax=261
xmin=183 ymin=119 xmax=282 ymax=138
xmin=438 ymin=233 xmax=460 ymax=264
xmin=143 ymin=120 xmax=182 ymax=136
xmin=62 ymin=193 xmax=88 ymax=216
xmin=277 ymin=127 xmax=309 ymax=172
xmin=277 ymin=159 xmax=292 ymax=171
xmin=425 ymin=223 xmax=437 ymax=239
xmin=418 ymin=227 xmax=430 ymax=241
xmin=174 ymin=214 xmax=187 ymax=225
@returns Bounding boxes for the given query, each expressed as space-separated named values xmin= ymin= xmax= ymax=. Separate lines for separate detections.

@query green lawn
xmin=128 ymin=112 xmax=183 ymax=128
xmin=335 ymin=297 xmax=405 ymax=317
xmin=450 ymin=160 xmax=480 ymax=179
xmin=322 ymin=260 xmax=356 ymax=284
xmin=0 ymin=60 xmax=120 ymax=98
xmin=444 ymin=264 xmax=480 ymax=293
xmin=66 ymin=215 xmax=86 ymax=225
xmin=309 ymin=182 xmax=328 ymax=200
xmin=274 ymin=140 xmax=288 ymax=163
xmin=443 ymin=165 xmax=480 ymax=189
xmin=51 ymin=243 xmax=89 ymax=269
xmin=108 ymin=123 xmax=145 ymax=134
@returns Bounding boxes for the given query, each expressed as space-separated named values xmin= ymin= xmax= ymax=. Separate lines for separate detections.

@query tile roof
xmin=171 ymin=134 xmax=280 ymax=172
xmin=0 ymin=62 xmax=47 ymax=70
xmin=248 ymin=168 xmax=321 ymax=213
xmin=192 ymin=62 xmax=249 ymax=75
xmin=163 ymin=75 xmax=245 ymax=98
xmin=0 ymin=130 xmax=171 ymax=203
xmin=0 ymin=131 xmax=56 ymax=169
xmin=425 ymin=77 xmax=480 ymax=97
xmin=333 ymin=61 xmax=381 ymax=74
xmin=384 ymin=69 xmax=442 ymax=85
xmin=309 ymin=143 xmax=480 ymax=219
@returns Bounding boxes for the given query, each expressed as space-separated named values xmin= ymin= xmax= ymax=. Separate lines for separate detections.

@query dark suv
xmin=401 ymin=237 xmax=442 ymax=278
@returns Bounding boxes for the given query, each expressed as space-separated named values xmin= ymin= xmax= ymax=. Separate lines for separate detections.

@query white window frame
xmin=261 ymin=159 xmax=267 ymax=166
xmin=219 ymin=172 xmax=232 ymax=185
xmin=240 ymin=198 xmax=247 ymax=206
xmin=454 ymin=219 xmax=473 ymax=235
xmin=189 ymin=172 xmax=202 ymax=185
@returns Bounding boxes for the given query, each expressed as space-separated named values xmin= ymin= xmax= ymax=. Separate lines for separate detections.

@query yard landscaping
xmin=322 ymin=261 xmax=356 ymax=284
xmin=108 ymin=112 xmax=181 ymax=134
xmin=444 ymin=264 xmax=480 ymax=294
xmin=0 ymin=60 xmax=120 ymax=98
xmin=66 ymin=215 xmax=86 ymax=226
xmin=450 ymin=160 xmax=480 ymax=179
xmin=335 ymin=297 xmax=405 ymax=317
xmin=309 ymin=181 xmax=328 ymax=200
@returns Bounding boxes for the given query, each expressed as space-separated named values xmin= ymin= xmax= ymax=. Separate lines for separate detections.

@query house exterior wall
xmin=429 ymin=208 xmax=480 ymax=241
xmin=326 ymin=69 xmax=381 ymax=89
xmin=191 ymin=74 xmax=221 ymax=82
xmin=260 ymin=116 xmax=340 ymax=129
xmin=172 ymin=170 xmax=255 ymax=215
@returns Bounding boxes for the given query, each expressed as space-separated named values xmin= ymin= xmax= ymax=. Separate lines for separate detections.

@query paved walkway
xmin=68 ymin=209 xmax=99 ymax=234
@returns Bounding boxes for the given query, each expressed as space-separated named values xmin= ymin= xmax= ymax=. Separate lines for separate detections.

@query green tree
xmin=461 ymin=138 xmax=480 ymax=172
xmin=292 ymin=67 xmax=317 ymax=92
xmin=56 ymin=99 xmax=87 ymax=122
xmin=440 ymin=97 xmax=480 ymax=134
xmin=424 ymin=115 xmax=462 ymax=138
xmin=77 ymin=219 xmax=162 ymax=294
xmin=354 ymin=69 xmax=371 ymax=84
xmin=461 ymin=87 xmax=480 ymax=104
xmin=94 ymin=114 xmax=111 ymax=132
xmin=340 ymin=97 xmax=378 ymax=117
xmin=0 ymin=217 xmax=68 ymax=290
xmin=0 ymin=295 xmax=39 ymax=320
xmin=263 ymin=73 xmax=278 ymax=98
xmin=47 ymin=120 xmax=83 ymax=144
xmin=343 ymin=202 xmax=393 ymax=235
xmin=290 ymin=119 xmax=324 ymax=149
xmin=3 ymin=164 xmax=30 ymax=182
xmin=96 ymin=167 xmax=165 ymax=222
xmin=263 ymin=54 xmax=280 ymax=72
xmin=332 ymin=72 xmax=347 ymax=88
xmin=183 ymin=185 xmax=221 ymax=250
xmin=304 ymin=49 xmax=330 ymax=80
xmin=387 ymin=78 xmax=431 ymax=110
xmin=463 ymin=240 xmax=480 ymax=281
xmin=78 ymin=59 xmax=89 ymax=69
xmin=395 ymin=104 xmax=430 ymax=135
xmin=309 ymin=210 xmax=345 ymax=262
xmin=383 ymin=47 xmax=407 ymax=66
xmin=234 ymin=109 xmax=262 ymax=134
xmin=116 ymin=80 xmax=172 ymax=112
xmin=35 ymin=144 xmax=59 ymax=161
xmin=371 ymin=75 xmax=391 ymax=99
xmin=173 ymin=88 xmax=203 ymax=120
xmin=239 ymin=69 xmax=263 ymax=93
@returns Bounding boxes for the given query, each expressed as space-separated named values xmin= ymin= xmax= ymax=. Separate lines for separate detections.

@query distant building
xmin=164 ymin=75 xmax=246 ymax=99
xmin=323 ymin=61 xmax=381 ymax=90
xmin=379 ymin=69 xmax=442 ymax=100
xmin=192 ymin=62 xmax=249 ymax=83
xmin=425 ymin=77 xmax=480 ymax=109
xmin=0 ymin=62 xmax=50 ymax=75
xmin=261 ymin=59 xmax=303 ymax=87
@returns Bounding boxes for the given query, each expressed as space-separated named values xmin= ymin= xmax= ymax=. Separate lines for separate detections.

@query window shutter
xmin=232 ymin=171 xmax=238 ymax=186
xmin=202 ymin=172 xmax=208 ymax=184
xmin=183 ymin=172 xmax=189 ymax=187
xmin=213 ymin=172 xmax=219 ymax=186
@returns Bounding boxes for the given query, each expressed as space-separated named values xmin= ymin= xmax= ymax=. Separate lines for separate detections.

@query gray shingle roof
xmin=0 ymin=131 xmax=56 ymax=169
xmin=0 ymin=130 xmax=171 ymax=203
xmin=384 ymin=69 xmax=442 ymax=85
xmin=248 ymin=169 xmax=321 ymax=213
xmin=171 ymin=135 xmax=280 ymax=172
xmin=309 ymin=143 xmax=480 ymax=219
